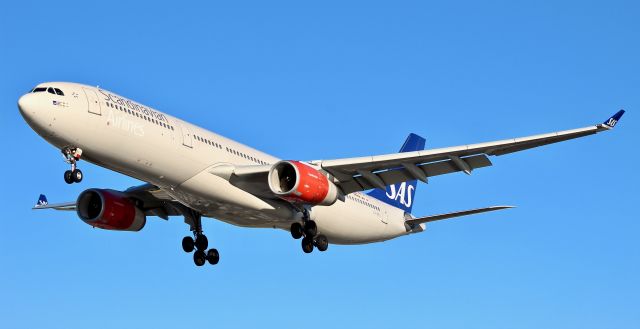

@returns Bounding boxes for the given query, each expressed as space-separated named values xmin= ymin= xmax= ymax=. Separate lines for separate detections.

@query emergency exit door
xmin=83 ymin=88 xmax=101 ymax=115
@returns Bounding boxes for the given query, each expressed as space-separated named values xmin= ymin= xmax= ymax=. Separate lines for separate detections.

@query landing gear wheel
xmin=195 ymin=234 xmax=208 ymax=250
xmin=303 ymin=220 xmax=317 ymax=237
xmin=290 ymin=222 xmax=303 ymax=239
xmin=315 ymin=234 xmax=329 ymax=252
xmin=302 ymin=237 xmax=314 ymax=253
xmin=72 ymin=169 xmax=83 ymax=183
xmin=193 ymin=250 xmax=206 ymax=266
xmin=182 ymin=236 xmax=195 ymax=253
xmin=64 ymin=170 xmax=73 ymax=184
xmin=206 ymin=249 xmax=220 ymax=265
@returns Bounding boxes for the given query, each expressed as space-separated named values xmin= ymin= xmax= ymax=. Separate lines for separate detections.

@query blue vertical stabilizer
xmin=367 ymin=133 xmax=426 ymax=213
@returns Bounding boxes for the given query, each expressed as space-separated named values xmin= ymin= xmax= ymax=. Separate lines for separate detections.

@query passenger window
xmin=54 ymin=88 xmax=64 ymax=96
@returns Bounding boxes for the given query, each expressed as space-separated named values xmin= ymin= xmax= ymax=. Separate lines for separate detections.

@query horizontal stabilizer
xmin=406 ymin=205 xmax=514 ymax=226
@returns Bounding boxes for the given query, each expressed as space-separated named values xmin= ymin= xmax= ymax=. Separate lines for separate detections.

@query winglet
xmin=35 ymin=194 xmax=48 ymax=208
xmin=603 ymin=110 xmax=625 ymax=128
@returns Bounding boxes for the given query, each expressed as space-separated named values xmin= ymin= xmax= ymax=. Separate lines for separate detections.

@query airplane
xmin=18 ymin=82 xmax=625 ymax=267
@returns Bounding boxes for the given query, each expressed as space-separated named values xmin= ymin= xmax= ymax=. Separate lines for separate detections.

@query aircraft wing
xmin=33 ymin=202 xmax=76 ymax=211
xmin=314 ymin=110 xmax=625 ymax=194
xmin=32 ymin=184 xmax=182 ymax=219
xmin=215 ymin=110 xmax=624 ymax=197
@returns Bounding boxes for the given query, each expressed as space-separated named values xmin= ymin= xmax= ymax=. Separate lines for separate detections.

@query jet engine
xmin=268 ymin=160 xmax=338 ymax=206
xmin=76 ymin=189 xmax=146 ymax=231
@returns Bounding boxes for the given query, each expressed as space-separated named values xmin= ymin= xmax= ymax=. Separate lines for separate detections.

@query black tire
xmin=193 ymin=250 xmax=206 ymax=266
xmin=301 ymin=237 xmax=314 ymax=253
xmin=206 ymin=248 xmax=220 ymax=265
xmin=290 ymin=222 xmax=303 ymax=239
xmin=315 ymin=234 xmax=329 ymax=252
xmin=64 ymin=170 xmax=73 ymax=184
xmin=303 ymin=220 xmax=317 ymax=237
xmin=182 ymin=236 xmax=195 ymax=253
xmin=72 ymin=169 xmax=83 ymax=183
xmin=195 ymin=234 xmax=208 ymax=250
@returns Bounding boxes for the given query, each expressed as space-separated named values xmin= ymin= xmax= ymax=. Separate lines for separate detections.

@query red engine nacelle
xmin=76 ymin=189 xmax=146 ymax=231
xmin=268 ymin=160 xmax=338 ymax=206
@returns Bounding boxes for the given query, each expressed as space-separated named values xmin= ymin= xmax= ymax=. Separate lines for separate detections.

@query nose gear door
xmin=83 ymin=88 xmax=101 ymax=115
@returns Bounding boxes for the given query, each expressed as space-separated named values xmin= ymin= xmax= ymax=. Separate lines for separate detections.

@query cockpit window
xmin=33 ymin=87 xmax=47 ymax=93
xmin=47 ymin=87 xmax=56 ymax=95
xmin=54 ymin=88 xmax=64 ymax=96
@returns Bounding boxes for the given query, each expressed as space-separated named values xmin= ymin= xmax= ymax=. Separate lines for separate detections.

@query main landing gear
xmin=180 ymin=208 xmax=219 ymax=267
xmin=62 ymin=147 xmax=83 ymax=184
xmin=290 ymin=209 xmax=329 ymax=254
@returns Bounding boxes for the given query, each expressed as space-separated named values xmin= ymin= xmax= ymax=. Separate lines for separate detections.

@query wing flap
xmin=341 ymin=154 xmax=492 ymax=194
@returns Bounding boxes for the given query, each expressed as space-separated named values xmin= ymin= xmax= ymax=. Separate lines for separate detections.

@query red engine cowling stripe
xmin=281 ymin=161 xmax=329 ymax=204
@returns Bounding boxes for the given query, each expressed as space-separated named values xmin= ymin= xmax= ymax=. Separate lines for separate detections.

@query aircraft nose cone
xmin=17 ymin=93 xmax=48 ymax=133
xmin=18 ymin=93 xmax=35 ymax=117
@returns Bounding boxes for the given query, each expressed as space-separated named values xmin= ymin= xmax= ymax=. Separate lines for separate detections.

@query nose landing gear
xmin=290 ymin=208 xmax=329 ymax=254
xmin=62 ymin=147 xmax=83 ymax=184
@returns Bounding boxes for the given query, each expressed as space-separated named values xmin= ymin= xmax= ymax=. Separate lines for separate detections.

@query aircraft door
xmin=83 ymin=88 xmax=101 ymax=115
xmin=180 ymin=124 xmax=193 ymax=148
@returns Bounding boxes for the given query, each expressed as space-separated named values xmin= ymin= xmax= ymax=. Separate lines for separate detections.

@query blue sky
xmin=1 ymin=1 xmax=639 ymax=328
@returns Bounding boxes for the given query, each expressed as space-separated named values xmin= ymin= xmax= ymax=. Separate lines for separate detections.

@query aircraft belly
xmin=171 ymin=169 xmax=297 ymax=227
xmin=311 ymin=201 xmax=407 ymax=245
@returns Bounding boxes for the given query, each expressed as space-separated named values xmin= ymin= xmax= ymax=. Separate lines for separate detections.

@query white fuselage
xmin=18 ymin=82 xmax=415 ymax=244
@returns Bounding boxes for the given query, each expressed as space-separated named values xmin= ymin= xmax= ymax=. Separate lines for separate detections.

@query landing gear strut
xmin=180 ymin=207 xmax=219 ymax=267
xmin=62 ymin=147 xmax=83 ymax=184
xmin=291 ymin=208 xmax=329 ymax=254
